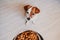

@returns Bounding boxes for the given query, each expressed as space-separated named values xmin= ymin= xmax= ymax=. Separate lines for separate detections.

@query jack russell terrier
xmin=24 ymin=5 xmax=40 ymax=24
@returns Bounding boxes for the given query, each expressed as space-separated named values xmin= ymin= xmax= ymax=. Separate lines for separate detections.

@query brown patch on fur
xmin=30 ymin=7 xmax=40 ymax=18
xmin=24 ymin=5 xmax=32 ymax=11
xmin=32 ymin=7 xmax=40 ymax=14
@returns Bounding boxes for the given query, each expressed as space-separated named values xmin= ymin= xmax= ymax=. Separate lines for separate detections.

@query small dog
xmin=24 ymin=5 xmax=40 ymax=24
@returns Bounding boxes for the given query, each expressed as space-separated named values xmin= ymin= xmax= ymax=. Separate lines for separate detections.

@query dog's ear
xmin=24 ymin=5 xmax=32 ymax=11
xmin=32 ymin=7 xmax=40 ymax=14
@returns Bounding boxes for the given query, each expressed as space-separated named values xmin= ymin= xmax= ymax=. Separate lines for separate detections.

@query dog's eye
xmin=26 ymin=12 xmax=29 ymax=14
xmin=32 ymin=13 xmax=34 ymax=15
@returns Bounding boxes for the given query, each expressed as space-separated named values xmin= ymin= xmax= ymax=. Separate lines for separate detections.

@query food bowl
xmin=13 ymin=30 xmax=44 ymax=40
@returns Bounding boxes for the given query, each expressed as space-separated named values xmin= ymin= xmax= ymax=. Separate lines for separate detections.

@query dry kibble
xmin=13 ymin=30 xmax=43 ymax=40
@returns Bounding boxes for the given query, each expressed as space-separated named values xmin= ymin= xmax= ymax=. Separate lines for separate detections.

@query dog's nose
xmin=27 ymin=18 xmax=30 ymax=20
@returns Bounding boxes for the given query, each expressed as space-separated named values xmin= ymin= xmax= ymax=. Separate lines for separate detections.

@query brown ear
xmin=34 ymin=7 xmax=40 ymax=14
xmin=24 ymin=5 xmax=32 ymax=11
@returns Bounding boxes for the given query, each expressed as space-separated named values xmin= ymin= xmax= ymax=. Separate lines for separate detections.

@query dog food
xmin=13 ymin=30 xmax=43 ymax=40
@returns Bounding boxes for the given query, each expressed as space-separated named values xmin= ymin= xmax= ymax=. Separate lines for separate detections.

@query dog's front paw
xmin=25 ymin=21 xmax=27 ymax=24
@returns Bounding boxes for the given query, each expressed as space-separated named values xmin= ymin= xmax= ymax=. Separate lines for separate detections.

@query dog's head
xmin=24 ymin=5 xmax=40 ymax=20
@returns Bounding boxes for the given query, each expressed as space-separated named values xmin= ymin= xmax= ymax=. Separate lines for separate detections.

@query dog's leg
xmin=25 ymin=17 xmax=27 ymax=25
xmin=25 ymin=21 xmax=27 ymax=24
xmin=31 ymin=20 xmax=35 ymax=24
xmin=25 ymin=19 xmax=30 ymax=25
xmin=25 ymin=18 xmax=29 ymax=25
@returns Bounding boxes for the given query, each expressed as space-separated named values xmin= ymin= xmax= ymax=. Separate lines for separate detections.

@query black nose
xmin=27 ymin=18 xmax=30 ymax=20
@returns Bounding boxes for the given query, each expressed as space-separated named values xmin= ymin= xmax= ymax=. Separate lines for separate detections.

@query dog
xmin=24 ymin=5 xmax=40 ymax=24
